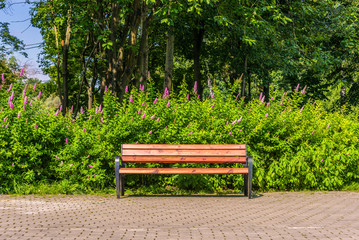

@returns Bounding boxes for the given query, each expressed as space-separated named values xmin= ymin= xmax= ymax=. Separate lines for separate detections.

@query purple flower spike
xmin=135 ymin=141 xmax=138 ymax=144
xmin=188 ymin=131 xmax=193 ymax=135
xmin=229 ymin=132 xmax=232 ymax=135
xmin=265 ymin=113 xmax=268 ymax=118
xmin=88 ymin=165 xmax=93 ymax=168
xmin=194 ymin=81 xmax=198 ymax=93
xmin=83 ymin=128 xmax=85 ymax=133
xmin=4 ymin=116 xmax=7 ymax=122
xmin=187 ymin=94 xmax=189 ymax=101
xmin=295 ymin=84 xmax=300 ymax=92
xmin=141 ymin=112 xmax=146 ymax=119
xmin=17 ymin=111 xmax=21 ymax=118
xmin=59 ymin=105 xmax=62 ymax=112
xmin=148 ymin=130 xmax=153 ymax=134
xmin=38 ymin=91 xmax=41 ymax=99
xmin=312 ymin=131 xmax=315 ymax=135
xmin=80 ymin=106 xmax=84 ymax=114
xmin=151 ymin=114 xmax=155 ymax=120
xmin=153 ymin=98 xmax=157 ymax=104
xmin=99 ymin=104 xmax=102 ymax=112
xmin=9 ymin=102 xmax=14 ymax=110
xmin=232 ymin=120 xmax=236 ymax=125
xmin=129 ymin=96 xmax=133 ymax=103
xmin=29 ymin=100 xmax=33 ymax=106
xmin=347 ymin=152 xmax=350 ymax=156
xmin=34 ymin=123 xmax=38 ymax=129
xmin=10 ymin=92 xmax=14 ymax=101
xmin=226 ymin=121 xmax=228 ymax=125
xmin=163 ymin=88 xmax=169 ymax=98
xmin=1 ymin=73 xmax=4 ymax=84
xmin=141 ymin=85 xmax=145 ymax=91
xmin=166 ymin=100 xmax=170 ymax=108
xmin=12 ymin=162 xmax=14 ymax=167
xmin=142 ymin=101 xmax=145 ymax=106
xmin=22 ymin=89 xmax=26 ymax=99
xmin=156 ymin=117 xmax=160 ymax=122
xmin=125 ymin=85 xmax=129 ymax=93
xmin=66 ymin=138 xmax=68 ymax=144
xmin=238 ymin=116 xmax=243 ymax=122
xmin=20 ymin=68 xmax=24 ymax=77
xmin=259 ymin=92 xmax=263 ymax=100
xmin=138 ymin=108 xmax=141 ymax=114
xmin=211 ymin=103 xmax=215 ymax=109
xmin=326 ymin=123 xmax=330 ymax=129
xmin=33 ymin=82 xmax=37 ymax=91
xmin=105 ymin=86 xmax=108 ymax=93
xmin=7 ymin=83 xmax=13 ymax=91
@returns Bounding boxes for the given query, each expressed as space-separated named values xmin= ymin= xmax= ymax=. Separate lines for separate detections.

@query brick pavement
xmin=0 ymin=192 xmax=358 ymax=240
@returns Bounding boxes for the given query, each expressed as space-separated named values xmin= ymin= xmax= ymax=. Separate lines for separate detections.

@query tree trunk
xmin=193 ymin=27 xmax=205 ymax=97
xmin=241 ymin=54 xmax=248 ymax=97
xmin=62 ymin=7 xmax=72 ymax=115
xmin=164 ymin=26 xmax=174 ymax=93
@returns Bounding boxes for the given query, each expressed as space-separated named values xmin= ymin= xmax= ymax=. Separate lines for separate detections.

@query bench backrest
xmin=121 ymin=144 xmax=247 ymax=163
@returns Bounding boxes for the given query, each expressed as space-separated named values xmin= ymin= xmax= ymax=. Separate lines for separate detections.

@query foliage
xmin=1 ymin=76 xmax=359 ymax=194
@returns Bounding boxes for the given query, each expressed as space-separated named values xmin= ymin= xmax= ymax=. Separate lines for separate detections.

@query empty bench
xmin=115 ymin=144 xmax=253 ymax=198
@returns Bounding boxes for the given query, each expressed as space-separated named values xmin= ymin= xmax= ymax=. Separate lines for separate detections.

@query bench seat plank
xmin=122 ymin=156 xmax=247 ymax=163
xmin=119 ymin=168 xmax=249 ymax=174
xmin=122 ymin=149 xmax=246 ymax=156
xmin=123 ymin=144 xmax=246 ymax=150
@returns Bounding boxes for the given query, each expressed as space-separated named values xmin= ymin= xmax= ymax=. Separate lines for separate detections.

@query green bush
xmin=1 ymin=76 xmax=359 ymax=194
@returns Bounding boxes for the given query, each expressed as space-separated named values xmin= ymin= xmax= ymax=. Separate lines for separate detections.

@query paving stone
xmin=0 ymin=192 xmax=358 ymax=239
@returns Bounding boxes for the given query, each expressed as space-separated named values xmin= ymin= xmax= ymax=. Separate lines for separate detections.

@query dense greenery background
xmin=0 ymin=75 xmax=358 ymax=194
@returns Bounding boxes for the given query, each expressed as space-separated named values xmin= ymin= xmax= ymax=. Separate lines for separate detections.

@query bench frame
xmin=115 ymin=144 xmax=253 ymax=198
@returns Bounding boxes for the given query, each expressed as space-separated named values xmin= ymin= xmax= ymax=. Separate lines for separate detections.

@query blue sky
xmin=0 ymin=1 xmax=49 ymax=81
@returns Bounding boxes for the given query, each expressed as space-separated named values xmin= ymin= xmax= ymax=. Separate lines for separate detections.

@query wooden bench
xmin=115 ymin=144 xmax=253 ymax=198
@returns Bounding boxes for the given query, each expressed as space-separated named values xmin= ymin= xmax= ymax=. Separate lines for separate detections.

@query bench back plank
xmin=121 ymin=144 xmax=247 ymax=163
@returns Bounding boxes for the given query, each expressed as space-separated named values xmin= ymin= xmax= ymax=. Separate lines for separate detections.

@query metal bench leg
xmin=120 ymin=174 xmax=125 ymax=196
xmin=243 ymin=163 xmax=248 ymax=196
xmin=248 ymin=156 xmax=253 ymax=199
xmin=115 ymin=156 xmax=120 ymax=199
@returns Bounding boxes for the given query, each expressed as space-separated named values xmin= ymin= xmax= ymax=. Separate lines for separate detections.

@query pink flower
xmin=9 ymin=101 xmax=13 ymax=110
xmin=229 ymin=132 xmax=232 ymax=135
xmin=135 ymin=141 xmax=138 ymax=144
xmin=29 ymin=100 xmax=33 ymax=106
xmin=20 ymin=68 xmax=24 ymax=77
xmin=148 ymin=71 xmax=151 ymax=79
xmin=299 ymin=106 xmax=304 ymax=113
xmin=7 ymin=83 xmax=12 ymax=91
xmin=59 ymin=105 xmax=62 ymax=112
xmin=104 ymin=85 xmax=108 ymax=93
xmin=198 ymin=94 xmax=200 ymax=99
xmin=54 ymin=110 xmax=59 ymax=116
xmin=163 ymin=88 xmax=169 ymax=98
xmin=211 ymin=103 xmax=215 ymax=109
xmin=70 ymin=105 xmax=73 ymax=112
xmin=141 ymin=85 xmax=145 ymax=91
xmin=125 ymin=85 xmax=129 ymax=93
xmin=17 ymin=111 xmax=21 ymax=118
xmin=5 ymin=123 xmax=9 ymax=128
xmin=265 ymin=113 xmax=268 ymax=118
xmin=311 ymin=131 xmax=315 ymax=135
xmin=240 ymin=129 xmax=242 ymax=132
xmin=141 ymin=112 xmax=146 ymax=119
xmin=231 ymin=120 xmax=236 ymax=125
xmin=187 ymin=94 xmax=189 ymax=101
xmin=22 ymin=89 xmax=26 ymax=98
xmin=151 ymin=114 xmax=155 ymax=120
xmin=313 ymin=101 xmax=316 ymax=106
xmin=80 ymin=106 xmax=84 ymax=114
xmin=129 ymin=96 xmax=133 ymax=102
xmin=194 ymin=81 xmax=198 ymax=93
xmin=153 ymin=98 xmax=157 ymax=104
xmin=238 ymin=116 xmax=243 ymax=122
xmin=188 ymin=131 xmax=193 ymax=135
xmin=38 ymin=91 xmax=41 ymax=99
xmin=88 ymin=165 xmax=93 ymax=168
xmin=33 ymin=82 xmax=37 ymax=91
xmin=10 ymin=92 xmax=14 ymax=101
xmin=166 ymin=100 xmax=170 ymax=108
xmin=12 ymin=162 xmax=14 ymax=167
xmin=326 ymin=123 xmax=330 ymax=129
xmin=34 ymin=123 xmax=38 ymax=129
xmin=99 ymin=104 xmax=102 ymax=112
xmin=4 ymin=116 xmax=7 ymax=122
xmin=347 ymin=153 xmax=350 ymax=156
xmin=1 ymin=73 xmax=4 ymax=84
xmin=148 ymin=130 xmax=152 ymax=134
xmin=295 ymin=83 xmax=300 ymax=92
xmin=156 ymin=117 xmax=160 ymax=122
xmin=321 ymin=159 xmax=323 ymax=162
xmin=138 ymin=108 xmax=141 ymax=114
xmin=226 ymin=121 xmax=228 ymax=125
xmin=142 ymin=101 xmax=145 ymax=106
xmin=66 ymin=138 xmax=68 ymax=143
xmin=83 ymin=128 xmax=85 ymax=133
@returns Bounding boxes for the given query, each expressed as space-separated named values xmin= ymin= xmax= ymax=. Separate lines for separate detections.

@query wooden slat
xmin=119 ymin=168 xmax=249 ymax=174
xmin=123 ymin=144 xmax=246 ymax=150
xmin=121 ymin=156 xmax=247 ymax=163
xmin=122 ymin=149 xmax=246 ymax=157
